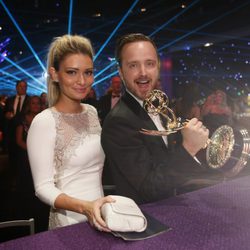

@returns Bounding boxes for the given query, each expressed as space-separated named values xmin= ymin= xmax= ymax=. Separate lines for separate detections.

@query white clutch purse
xmin=101 ymin=195 xmax=147 ymax=232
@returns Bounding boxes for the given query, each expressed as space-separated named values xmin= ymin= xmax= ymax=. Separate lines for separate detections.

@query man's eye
xmin=129 ymin=64 xmax=137 ymax=69
xmin=147 ymin=61 xmax=155 ymax=67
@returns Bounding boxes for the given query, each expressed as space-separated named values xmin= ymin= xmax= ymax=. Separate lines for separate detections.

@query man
xmin=4 ymin=80 xmax=29 ymax=120
xmin=98 ymin=76 xmax=122 ymax=125
xmin=101 ymin=33 xmax=219 ymax=204
xmin=4 ymin=80 xmax=29 ymax=177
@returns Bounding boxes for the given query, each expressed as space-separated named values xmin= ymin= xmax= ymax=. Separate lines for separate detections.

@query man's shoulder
xmin=108 ymin=98 xmax=132 ymax=118
xmin=103 ymin=99 xmax=143 ymax=131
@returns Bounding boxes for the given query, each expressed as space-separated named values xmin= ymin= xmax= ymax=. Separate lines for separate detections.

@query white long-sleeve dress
xmin=27 ymin=104 xmax=105 ymax=229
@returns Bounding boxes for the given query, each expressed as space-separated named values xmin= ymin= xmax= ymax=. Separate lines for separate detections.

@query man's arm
xmin=102 ymin=115 xmax=203 ymax=203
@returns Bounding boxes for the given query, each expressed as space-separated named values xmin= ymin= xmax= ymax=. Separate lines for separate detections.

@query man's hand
xmin=181 ymin=118 xmax=209 ymax=156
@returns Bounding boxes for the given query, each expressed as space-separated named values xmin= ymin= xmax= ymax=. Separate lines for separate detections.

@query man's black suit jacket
xmin=4 ymin=95 xmax=30 ymax=115
xmin=101 ymin=91 xmax=214 ymax=204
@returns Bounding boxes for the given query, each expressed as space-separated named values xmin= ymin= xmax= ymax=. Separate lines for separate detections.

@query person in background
xmin=15 ymin=95 xmax=49 ymax=232
xmin=173 ymin=84 xmax=202 ymax=148
xmin=40 ymin=92 xmax=48 ymax=110
xmin=98 ymin=76 xmax=122 ymax=125
xmin=16 ymin=95 xmax=42 ymax=191
xmin=4 ymin=80 xmax=30 ymax=184
xmin=27 ymin=34 xmax=113 ymax=230
xmin=0 ymin=95 xmax=7 ymax=152
xmin=81 ymin=87 xmax=98 ymax=109
xmin=101 ymin=33 xmax=220 ymax=204
xmin=4 ymin=80 xmax=29 ymax=121
xmin=201 ymin=89 xmax=232 ymax=134
xmin=175 ymin=84 xmax=201 ymax=120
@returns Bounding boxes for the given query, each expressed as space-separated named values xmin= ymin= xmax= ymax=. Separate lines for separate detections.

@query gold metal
xmin=206 ymin=125 xmax=235 ymax=169
xmin=142 ymin=89 xmax=187 ymax=135
xmin=140 ymin=89 xmax=250 ymax=174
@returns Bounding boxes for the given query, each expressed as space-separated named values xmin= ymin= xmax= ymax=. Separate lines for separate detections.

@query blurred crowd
xmin=173 ymin=85 xmax=249 ymax=135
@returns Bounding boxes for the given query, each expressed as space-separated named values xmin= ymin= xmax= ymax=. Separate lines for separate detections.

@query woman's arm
xmin=27 ymin=111 xmax=61 ymax=205
xmin=27 ymin=111 xmax=114 ymax=231
xmin=54 ymin=193 xmax=114 ymax=231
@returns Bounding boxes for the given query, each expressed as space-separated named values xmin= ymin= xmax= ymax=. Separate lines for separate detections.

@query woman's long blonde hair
xmin=47 ymin=35 xmax=94 ymax=107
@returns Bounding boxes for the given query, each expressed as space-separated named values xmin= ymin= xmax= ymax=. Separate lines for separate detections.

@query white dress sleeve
xmin=27 ymin=109 xmax=63 ymax=207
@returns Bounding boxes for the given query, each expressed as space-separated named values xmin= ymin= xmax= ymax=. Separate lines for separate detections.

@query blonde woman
xmin=202 ymin=90 xmax=232 ymax=133
xmin=27 ymin=35 xmax=113 ymax=230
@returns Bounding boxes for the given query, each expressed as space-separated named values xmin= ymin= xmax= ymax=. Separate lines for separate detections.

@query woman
xmin=16 ymin=96 xmax=49 ymax=232
xmin=16 ymin=95 xmax=42 ymax=191
xmin=27 ymin=35 xmax=113 ymax=231
xmin=40 ymin=92 xmax=48 ymax=110
xmin=201 ymin=90 xmax=232 ymax=134
xmin=16 ymin=95 xmax=42 ymax=150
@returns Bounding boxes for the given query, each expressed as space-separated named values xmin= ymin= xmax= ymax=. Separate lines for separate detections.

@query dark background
xmin=1 ymin=0 xmax=250 ymax=100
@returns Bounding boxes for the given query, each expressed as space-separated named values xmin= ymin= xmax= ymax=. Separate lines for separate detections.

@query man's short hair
xmin=115 ymin=33 xmax=159 ymax=66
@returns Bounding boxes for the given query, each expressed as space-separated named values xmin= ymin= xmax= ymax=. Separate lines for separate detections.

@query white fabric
xmin=101 ymin=195 xmax=147 ymax=232
xmin=148 ymin=113 xmax=168 ymax=146
xmin=27 ymin=104 xmax=105 ymax=229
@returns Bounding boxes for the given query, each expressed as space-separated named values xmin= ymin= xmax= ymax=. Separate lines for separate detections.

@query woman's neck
xmin=54 ymin=99 xmax=83 ymax=113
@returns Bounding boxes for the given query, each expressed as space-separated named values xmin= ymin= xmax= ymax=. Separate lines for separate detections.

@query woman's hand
xmin=54 ymin=193 xmax=115 ymax=232
xmin=83 ymin=196 xmax=115 ymax=232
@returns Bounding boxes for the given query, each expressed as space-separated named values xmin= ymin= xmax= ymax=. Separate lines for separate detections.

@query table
xmin=1 ymin=175 xmax=250 ymax=250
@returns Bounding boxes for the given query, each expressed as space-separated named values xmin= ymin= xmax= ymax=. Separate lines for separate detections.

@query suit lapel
xmin=122 ymin=91 xmax=157 ymax=131
xmin=121 ymin=92 xmax=168 ymax=148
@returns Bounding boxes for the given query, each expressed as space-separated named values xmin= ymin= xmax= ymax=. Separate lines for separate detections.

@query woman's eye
xmin=67 ymin=70 xmax=76 ymax=75
xmin=85 ymin=70 xmax=93 ymax=76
